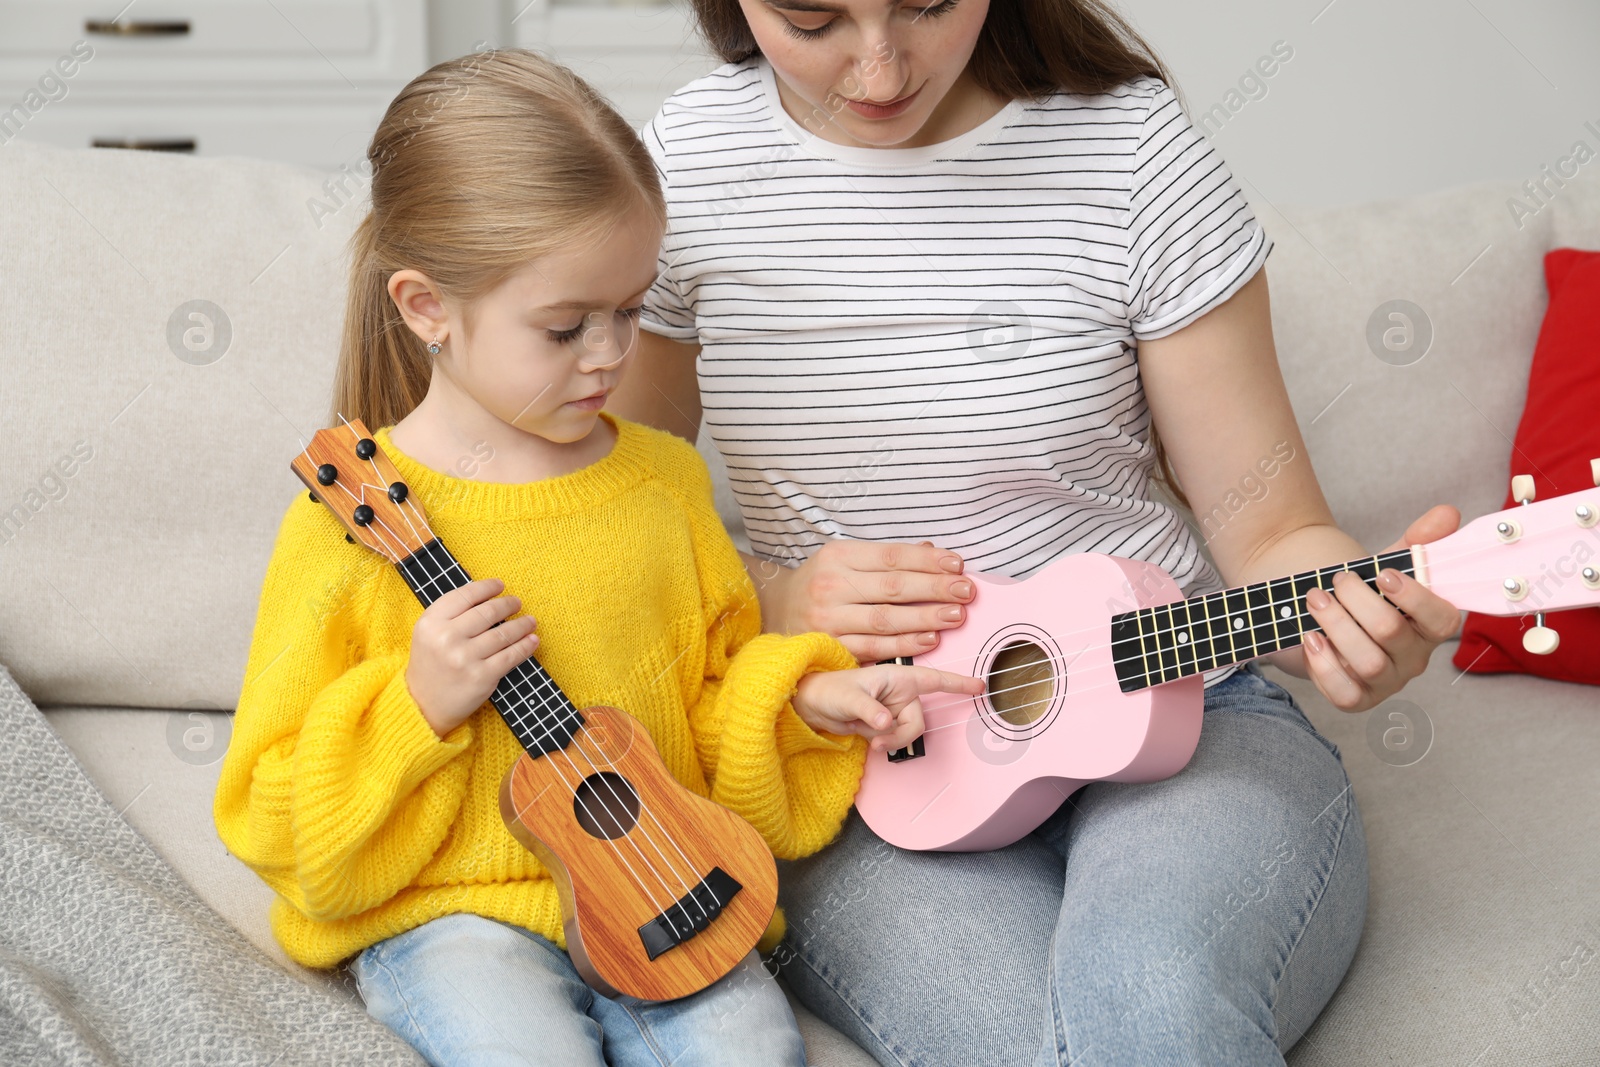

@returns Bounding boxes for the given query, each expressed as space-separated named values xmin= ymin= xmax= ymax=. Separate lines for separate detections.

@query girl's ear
xmin=387 ymin=269 xmax=451 ymax=344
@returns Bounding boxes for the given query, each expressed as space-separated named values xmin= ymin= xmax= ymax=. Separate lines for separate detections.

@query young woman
xmin=608 ymin=0 xmax=1464 ymax=1062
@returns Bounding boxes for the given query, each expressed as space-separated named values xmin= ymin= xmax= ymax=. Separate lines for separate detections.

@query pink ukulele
xmin=855 ymin=466 xmax=1600 ymax=851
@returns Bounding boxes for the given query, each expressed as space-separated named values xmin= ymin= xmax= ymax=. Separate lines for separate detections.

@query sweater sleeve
xmin=213 ymin=494 xmax=477 ymax=924
xmin=667 ymin=445 xmax=868 ymax=862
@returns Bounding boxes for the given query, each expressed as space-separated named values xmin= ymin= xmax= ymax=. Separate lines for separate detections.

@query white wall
xmin=429 ymin=0 xmax=1600 ymax=209
xmin=1119 ymin=0 xmax=1600 ymax=209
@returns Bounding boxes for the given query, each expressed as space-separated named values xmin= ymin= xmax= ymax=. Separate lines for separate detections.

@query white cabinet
xmin=0 ymin=0 xmax=427 ymax=169
xmin=510 ymin=0 xmax=722 ymax=131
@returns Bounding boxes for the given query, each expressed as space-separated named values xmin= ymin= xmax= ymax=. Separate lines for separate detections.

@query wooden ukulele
xmin=292 ymin=418 xmax=777 ymax=1002
xmin=857 ymin=465 xmax=1600 ymax=852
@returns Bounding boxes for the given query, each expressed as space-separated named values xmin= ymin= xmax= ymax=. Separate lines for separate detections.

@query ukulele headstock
xmin=1421 ymin=461 xmax=1600 ymax=655
xmin=290 ymin=418 xmax=432 ymax=563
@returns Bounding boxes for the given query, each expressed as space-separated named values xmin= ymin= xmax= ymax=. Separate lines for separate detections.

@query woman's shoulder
xmin=1019 ymin=73 xmax=1169 ymax=128
xmin=643 ymin=56 xmax=769 ymax=147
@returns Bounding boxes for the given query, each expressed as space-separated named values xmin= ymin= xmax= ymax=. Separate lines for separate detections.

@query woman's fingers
xmin=832 ymin=603 xmax=944 ymax=638
xmin=844 ymin=539 xmax=965 ymax=578
xmin=840 ymin=631 xmax=939 ymax=665
xmin=813 ymin=540 xmax=971 ymax=606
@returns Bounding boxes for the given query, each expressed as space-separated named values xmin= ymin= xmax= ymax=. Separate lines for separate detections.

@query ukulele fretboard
xmin=395 ymin=538 xmax=585 ymax=756
xmin=1108 ymin=548 xmax=1416 ymax=692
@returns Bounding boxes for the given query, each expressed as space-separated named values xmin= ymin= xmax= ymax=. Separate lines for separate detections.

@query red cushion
xmin=1452 ymin=247 xmax=1600 ymax=684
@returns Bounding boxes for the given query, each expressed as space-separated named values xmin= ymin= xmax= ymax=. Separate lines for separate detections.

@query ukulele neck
xmin=1109 ymin=548 xmax=1418 ymax=692
xmin=395 ymin=537 xmax=584 ymax=756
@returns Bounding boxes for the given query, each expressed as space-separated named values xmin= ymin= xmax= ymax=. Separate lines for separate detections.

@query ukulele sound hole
xmin=988 ymin=640 xmax=1056 ymax=727
xmin=573 ymin=772 xmax=641 ymax=840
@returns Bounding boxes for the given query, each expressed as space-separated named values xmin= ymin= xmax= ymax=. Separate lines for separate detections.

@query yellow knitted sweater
xmin=213 ymin=412 xmax=866 ymax=969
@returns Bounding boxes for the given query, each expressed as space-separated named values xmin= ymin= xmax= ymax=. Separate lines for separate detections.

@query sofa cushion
xmin=1238 ymin=174 xmax=1600 ymax=556
xmin=1271 ymin=646 xmax=1600 ymax=1064
xmin=0 ymin=141 xmax=753 ymax=711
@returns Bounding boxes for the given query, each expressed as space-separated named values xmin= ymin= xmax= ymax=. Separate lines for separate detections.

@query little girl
xmin=213 ymin=48 xmax=981 ymax=1067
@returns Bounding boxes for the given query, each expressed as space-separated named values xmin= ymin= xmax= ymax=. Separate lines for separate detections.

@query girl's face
xmin=395 ymin=209 xmax=664 ymax=447
xmin=737 ymin=0 xmax=994 ymax=149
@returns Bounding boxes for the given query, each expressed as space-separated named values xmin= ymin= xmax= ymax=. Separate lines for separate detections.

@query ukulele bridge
xmin=637 ymin=867 xmax=743 ymax=961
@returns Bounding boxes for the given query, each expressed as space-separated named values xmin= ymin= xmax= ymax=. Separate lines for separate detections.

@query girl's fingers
xmin=429 ymin=577 xmax=506 ymax=623
xmin=486 ymin=630 xmax=541 ymax=676
xmin=880 ymin=700 xmax=926 ymax=750
xmin=454 ymin=588 xmax=521 ymax=639
xmin=471 ymin=612 xmax=538 ymax=658
xmin=908 ymin=666 xmax=985 ymax=698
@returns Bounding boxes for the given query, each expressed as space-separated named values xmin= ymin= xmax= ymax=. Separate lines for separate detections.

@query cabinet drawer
xmin=0 ymin=0 xmax=425 ymax=85
xmin=3 ymin=92 xmax=391 ymax=170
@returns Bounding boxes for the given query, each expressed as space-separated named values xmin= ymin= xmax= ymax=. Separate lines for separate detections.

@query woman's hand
xmin=405 ymin=577 xmax=540 ymax=738
xmin=757 ymin=539 xmax=976 ymax=663
xmin=793 ymin=664 xmax=986 ymax=752
xmin=1301 ymin=505 xmax=1464 ymax=713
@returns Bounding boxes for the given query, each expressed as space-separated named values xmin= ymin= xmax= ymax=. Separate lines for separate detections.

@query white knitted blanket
xmin=0 ymin=665 xmax=423 ymax=1066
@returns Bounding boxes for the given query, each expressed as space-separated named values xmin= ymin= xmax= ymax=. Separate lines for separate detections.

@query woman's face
xmin=736 ymin=0 xmax=995 ymax=149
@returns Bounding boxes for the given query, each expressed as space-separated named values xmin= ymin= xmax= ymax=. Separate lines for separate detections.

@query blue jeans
xmin=775 ymin=662 xmax=1367 ymax=1066
xmin=352 ymin=912 xmax=808 ymax=1066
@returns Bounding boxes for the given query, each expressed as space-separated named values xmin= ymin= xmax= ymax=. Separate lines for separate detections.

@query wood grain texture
xmin=499 ymin=706 xmax=778 ymax=1002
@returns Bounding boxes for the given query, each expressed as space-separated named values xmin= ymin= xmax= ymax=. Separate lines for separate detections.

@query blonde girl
xmin=213 ymin=48 xmax=981 ymax=1067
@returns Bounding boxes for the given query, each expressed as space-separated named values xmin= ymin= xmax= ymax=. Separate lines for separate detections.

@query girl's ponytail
xmin=332 ymin=212 xmax=432 ymax=430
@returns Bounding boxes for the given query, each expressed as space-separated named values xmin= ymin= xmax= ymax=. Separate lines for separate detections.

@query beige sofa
xmin=3 ymin=137 xmax=1597 ymax=1065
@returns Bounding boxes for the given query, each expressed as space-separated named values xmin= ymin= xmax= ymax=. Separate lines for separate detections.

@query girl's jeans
xmin=775 ymin=661 xmax=1367 ymax=1066
xmin=353 ymin=912 xmax=808 ymax=1066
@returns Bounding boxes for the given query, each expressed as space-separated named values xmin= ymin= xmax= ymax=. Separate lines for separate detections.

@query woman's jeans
xmin=353 ymin=912 xmax=808 ymax=1066
xmin=775 ymin=661 xmax=1367 ymax=1066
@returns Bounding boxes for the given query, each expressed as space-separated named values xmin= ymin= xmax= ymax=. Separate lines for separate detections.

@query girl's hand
xmin=763 ymin=539 xmax=975 ymax=663
xmin=1302 ymin=505 xmax=1464 ymax=713
xmin=406 ymin=577 xmax=540 ymax=738
xmin=792 ymin=664 xmax=985 ymax=752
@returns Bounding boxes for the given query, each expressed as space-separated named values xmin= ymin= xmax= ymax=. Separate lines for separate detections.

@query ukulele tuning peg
xmin=1522 ymin=612 xmax=1560 ymax=656
xmin=1511 ymin=474 xmax=1536 ymax=504
xmin=1591 ymin=458 xmax=1600 ymax=487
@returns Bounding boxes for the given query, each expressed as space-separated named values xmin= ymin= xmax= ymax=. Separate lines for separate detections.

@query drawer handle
xmin=84 ymin=19 xmax=192 ymax=36
xmin=92 ymin=138 xmax=198 ymax=153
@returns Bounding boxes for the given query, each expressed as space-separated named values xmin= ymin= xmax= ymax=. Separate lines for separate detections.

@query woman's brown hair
xmin=331 ymin=48 xmax=666 ymax=431
xmin=690 ymin=0 xmax=1197 ymax=512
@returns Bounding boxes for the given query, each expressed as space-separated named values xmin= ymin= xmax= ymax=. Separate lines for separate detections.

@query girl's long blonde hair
xmin=331 ymin=48 xmax=666 ymax=430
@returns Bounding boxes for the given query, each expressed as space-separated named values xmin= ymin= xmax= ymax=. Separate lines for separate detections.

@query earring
xmin=427 ymin=338 xmax=442 ymax=355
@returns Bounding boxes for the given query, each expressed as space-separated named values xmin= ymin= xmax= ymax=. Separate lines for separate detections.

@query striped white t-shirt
xmin=639 ymin=57 xmax=1273 ymax=688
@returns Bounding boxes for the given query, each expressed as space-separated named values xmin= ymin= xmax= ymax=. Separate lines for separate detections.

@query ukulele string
xmin=391 ymin=511 xmax=717 ymax=919
xmin=876 ymin=532 xmax=1540 ymax=679
xmin=336 ymin=419 xmax=721 ymax=915
xmin=495 ymin=657 xmax=723 ymax=918
xmin=316 ymin=441 xmax=695 ymax=923
xmin=392 ymin=508 xmax=705 ymax=925
xmin=353 ymin=431 xmax=715 ymax=924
